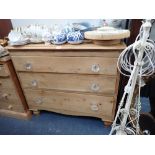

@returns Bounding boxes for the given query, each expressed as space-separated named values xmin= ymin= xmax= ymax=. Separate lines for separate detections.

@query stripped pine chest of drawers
xmin=0 ymin=55 xmax=31 ymax=119
xmin=7 ymin=43 xmax=125 ymax=126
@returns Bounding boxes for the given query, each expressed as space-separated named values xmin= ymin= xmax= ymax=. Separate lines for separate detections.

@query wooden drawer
xmin=12 ymin=56 xmax=118 ymax=75
xmin=0 ymin=102 xmax=25 ymax=112
xmin=0 ymin=89 xmax=24 ymax=112
xmin=24 ymin=89 xmax=115 ymax=118
xmin=0 ymin=64 xmax=10 ymax=77
xmin=0 ymin=78 xmax=15 ymax=90
xmin=19 ymin=72 xmax=116 ymax=94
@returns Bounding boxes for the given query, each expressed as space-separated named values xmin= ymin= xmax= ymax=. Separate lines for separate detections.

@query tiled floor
xmin=0 ymin=97 xmax=150 ymax=135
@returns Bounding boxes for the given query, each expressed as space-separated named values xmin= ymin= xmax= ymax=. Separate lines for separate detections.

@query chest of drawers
xmin=0 ymin=55 xmax=31 ymax=119
xmin=7 ymin=43 xmax=125 ymax=125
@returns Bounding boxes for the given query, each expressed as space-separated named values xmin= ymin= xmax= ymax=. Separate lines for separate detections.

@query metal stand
xmin=110 ymin=20 xmax=155 ymax=135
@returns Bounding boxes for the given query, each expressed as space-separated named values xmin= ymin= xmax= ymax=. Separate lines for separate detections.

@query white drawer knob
xmin=91 ymin=64 xmax=100 ymax=72
xmin=0 ymin=93 xmax=8 ymax=100
xmin=34 ymin=97 xmax=43 ymax=104
xmin=25 ymin=63 xmax=32 ymax=70
xmin=90 ymin=103 xmax=99 ymax=111
xmin=91 ymin=83 xmax=100 ymax=92
xmin=31 ymin=80 xmax=38 ymax=87
xmin=8 ymin=105 xmax=13 ymax=110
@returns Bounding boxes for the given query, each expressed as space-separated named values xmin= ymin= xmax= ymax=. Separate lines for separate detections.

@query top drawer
xmin=12 ymin=56 xmax=118 ymax=75
xmin=0 ymin=64 xmax=10 ymax=77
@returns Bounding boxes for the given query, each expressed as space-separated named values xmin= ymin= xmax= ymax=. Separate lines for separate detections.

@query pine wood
xmin=0 ymin=78 xmax=16 ymax=90
xmin=0 ymin=64 xmax=10 ymax=77
xmin=18 ymin=72 xmax=116 ymax=94
xmin=103 ymin=121 xmax=112 ymax=127
xmin=11 ymin=56 xmax=118 ymax=75
xmin=7 ymin=60 xmax=29 ymax=111
xmin=33 ymin=110 xmax=40 ymax=115
xmin=0 ymin=88 xmax=23 ymax=106
xmin=24 ymin=89 xmax=114 ymax=119
xmin=8 ymin=50 xmax=121 ymax=58
xmin=7 ymin=43 xmax=125 ymax=124
xmin=6 ymin=42 xmax=125 ymax=50
xmin=0 ymin=56 xmax=31 ymax=119
xmin=0 ymin=109 xmax=31 ymax=120
xmin=111 ymin=70 xmax=120 ymax=121
xmin=92 ymin=40 xmax=121 ymax=46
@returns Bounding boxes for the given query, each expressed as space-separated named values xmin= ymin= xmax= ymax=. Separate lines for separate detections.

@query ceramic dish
xmin=9 ymin=39 xmax=30 ymax=46
xmin=51 ymin=40 xmax=66 ymax=45
xmin=97 ymin=26 xmax=116 ymax=31
xmin=84 ymin=29 xmax=130 ymax=40
xmin=30 ymin=38 xmax=43 ymax=43
xmin=67 ymin=31 xmax=84 ymax=44
xmin=51 ymin=33 xmax=67 ymax=45
xmin=67 ymin=40 xmax=84 ymax=44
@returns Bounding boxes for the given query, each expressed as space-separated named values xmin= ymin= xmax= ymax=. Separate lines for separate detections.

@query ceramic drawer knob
xmin=8 ymin=105 xmax=13 ymax=110
xmin=34 ymin=97 xmax=43 ymax=104
xmin=91 ymin=83 xmax=100 ymax=92
xmin=2 ymin=93 xmax=8 ymax=99
xmin=90 ymin=103 xmax=99 ymax=111
xmin=91 ymin=64 xmax=100 ymax=72
xmin=25 ymin=63 xmax=32 ymax=70
xmin=31 ymin=80 xmax=38 ymax=87
xmin=0 ymin=93 xmax=8 ymax=100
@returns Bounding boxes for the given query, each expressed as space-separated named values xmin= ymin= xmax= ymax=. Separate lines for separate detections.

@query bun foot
xmin=103 ymin=121 xmax=112 ymax=127
xmin=33 ymin=110 xmax=40 ymax=115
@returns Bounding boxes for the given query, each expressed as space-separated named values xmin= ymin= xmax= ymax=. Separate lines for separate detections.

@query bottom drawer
xmin=0 ymin=103 xmax=25 ymax=112
xmin=24 ymin=89 xmax=115 ymax=119
xmin=0 ymin=89 xmax=25 ymax=112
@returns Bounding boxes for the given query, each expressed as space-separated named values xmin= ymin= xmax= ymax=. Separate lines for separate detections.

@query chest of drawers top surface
xmin=6 ymin=42 xmax=126 ymax=51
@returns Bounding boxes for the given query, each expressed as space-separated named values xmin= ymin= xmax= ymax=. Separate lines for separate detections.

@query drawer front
xmin=0 ymin=64 xmax=10 ymax=77
xmin=10 ymin=50 xmax=121 ymax=57
xmin=0 ymin=102 xmax=25 ymax=112
xmin=19 ymin=72 xmax=116 ymax=94
xmin=12 ymin=56 xmax=118 ymax=75
xmin=24 ymin=89 xmax=115 ymax=117
xmin=0 ymin=89 xmax=24 ymax=112
xmin=0 ymin=78 xmax=15 ymax=90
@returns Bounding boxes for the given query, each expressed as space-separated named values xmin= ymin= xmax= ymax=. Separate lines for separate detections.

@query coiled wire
xmin=110 ymin=22 xmax=155 ymax=135
xmin=117 ymin=27 xmax=155 ymax=77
